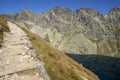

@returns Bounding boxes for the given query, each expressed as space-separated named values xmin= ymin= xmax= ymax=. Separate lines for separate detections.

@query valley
xmin=0 ymin=5 xmax=119 ymax=80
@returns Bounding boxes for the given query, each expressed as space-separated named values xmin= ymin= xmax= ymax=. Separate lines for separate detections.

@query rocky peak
xmin=20 ymin=9 xmax=32 ymax=13
xmin=74 ymin=8 xmax=104 ymax=32
xmin=51 ymin=6 xmax=72 ymax=14
xmin=109 ymin=7 xmax=120 ymax=13
xmin=107 ymin=7 xmax=120 ymax=26
xmin=75 ymin=8 xmax=102 ymax=18
xmin=50 ymin=6 xmax=73 ymax=21
xmin=108 ymin=7 xmax=120 ymax=19
xmin=19 ymin=9 xmax=35 ymax=17
xmin=5 ymin=6 xmax=120 ymax=57
xmin=14 ymin=9 xmax=36 ymax=21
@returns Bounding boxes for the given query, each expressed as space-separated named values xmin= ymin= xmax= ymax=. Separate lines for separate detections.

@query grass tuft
xmin=0 ymin=15 xmax=10 ymax=45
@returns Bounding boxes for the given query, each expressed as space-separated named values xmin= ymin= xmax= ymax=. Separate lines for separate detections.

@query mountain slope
xmin=5 ymin=7 xmax=120 ymax=57
xmin=20 ymin=25 xmax=99 ymax=80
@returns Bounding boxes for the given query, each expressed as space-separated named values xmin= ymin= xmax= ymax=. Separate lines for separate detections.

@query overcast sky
xmin=0 ymin=0 xmax=120 ymax=14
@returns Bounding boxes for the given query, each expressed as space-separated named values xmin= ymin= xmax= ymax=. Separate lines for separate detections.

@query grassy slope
xmin=0 ymin=15 xmax=9 ymax=44
xmin=20 ymin=26 xmax=99 ymax=80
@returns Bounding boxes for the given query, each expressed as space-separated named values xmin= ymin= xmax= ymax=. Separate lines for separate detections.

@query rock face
xmin=5 ymin=6 xmax=120 ymax=57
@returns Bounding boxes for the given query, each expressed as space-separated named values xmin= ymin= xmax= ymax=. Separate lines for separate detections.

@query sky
xmin=0 ymin=0 xmax=120 ymax=14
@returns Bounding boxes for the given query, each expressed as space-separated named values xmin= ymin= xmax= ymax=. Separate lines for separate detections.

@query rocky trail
xmin=0 ymin=22 xmax=50 ymax=80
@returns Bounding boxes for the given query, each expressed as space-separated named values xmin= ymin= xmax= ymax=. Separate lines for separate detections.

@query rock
xmin=20 ymin=58 xmax=24 ymax=62
xmin=22 ymin=76 xmax=25 ymax=79
xmin=0 ymin=50 xmax=3 ymax=53
xmin=6 ymin=60 xmax=10 ymax=65
xmin=22 ymin=52 xmax=26 ymax=56
xmin=35 ymin=73 xmax=39 ymax=76
xmin=4 ymin=66 xmax=8 ymax=69
xmin=31 ymin=57 xmax=34 ymax=60
xmin=28 ymin=52 xmax=31 ymax=55
xmin=0 ymin=61 xmax=2 ymax=65
xmin=5 ymin=7 xmax=120 ymax=57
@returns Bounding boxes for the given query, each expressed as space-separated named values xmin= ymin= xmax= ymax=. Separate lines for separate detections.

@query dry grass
xmin=19 ymin=26 xmax=99 ymax=80
xmin=0 ymin=15 xmax=9 ymax=44
xmin=0 ymin=15 xmax=9 ymax=32
xmin=0 ymin=30 xmax=3 ymax=44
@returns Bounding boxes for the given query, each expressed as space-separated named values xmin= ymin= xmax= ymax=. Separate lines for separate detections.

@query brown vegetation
xmin=20 ymin=26 xmax=99 ymax=80
xmin=0 ymin=15 xmax=9 ymax=44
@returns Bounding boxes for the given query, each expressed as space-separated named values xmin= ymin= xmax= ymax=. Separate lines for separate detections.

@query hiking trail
xmin=0 ymin=22 xmax=50 ymax=80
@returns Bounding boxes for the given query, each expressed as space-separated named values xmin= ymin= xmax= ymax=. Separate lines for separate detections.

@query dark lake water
xmin=66 ymin=54 xmax=120 ymax=80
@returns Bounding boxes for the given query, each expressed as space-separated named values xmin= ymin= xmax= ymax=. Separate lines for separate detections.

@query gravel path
xmin=0 ymin=22 xmax=50 ymax=80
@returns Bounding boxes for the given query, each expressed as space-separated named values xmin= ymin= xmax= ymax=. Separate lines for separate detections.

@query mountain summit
xmin=5 ymin=7 xmax=120 ymax=57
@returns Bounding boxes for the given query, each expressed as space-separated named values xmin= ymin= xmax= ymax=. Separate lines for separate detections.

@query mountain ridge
xmin=5 ymin=6 xmax=120 ymax=57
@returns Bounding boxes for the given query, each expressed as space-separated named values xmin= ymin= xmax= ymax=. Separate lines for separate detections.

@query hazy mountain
xmin=5 ymin=6 xmax=120 ymax=57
